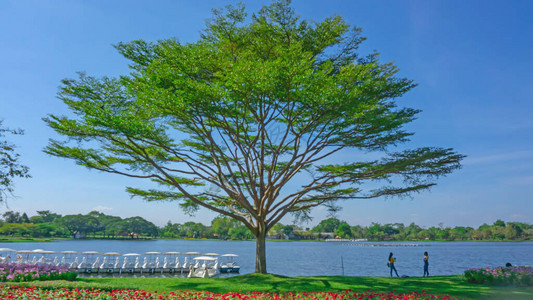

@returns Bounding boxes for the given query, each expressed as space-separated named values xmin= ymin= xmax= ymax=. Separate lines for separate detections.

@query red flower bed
xmin=0 ymin=286 xmax=461 ymax=299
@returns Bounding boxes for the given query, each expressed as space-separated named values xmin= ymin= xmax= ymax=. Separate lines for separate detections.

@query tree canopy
xmin=44 ymin=0 xmax=464 ymax=273
xmin=0 ymin=120 xmax=30 ymax=202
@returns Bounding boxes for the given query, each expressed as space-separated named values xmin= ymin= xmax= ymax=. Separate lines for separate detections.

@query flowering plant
xmin=464 ymin=266 xmax=533 ymax=286
xmin=0 ymin=263 xmax=76 ymax=282
xmin=0 ymin=286 xmax=461 ymax=300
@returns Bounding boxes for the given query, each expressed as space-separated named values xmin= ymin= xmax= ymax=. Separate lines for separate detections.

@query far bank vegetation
xmin=0 ymin=210 xmax=530 ymax=242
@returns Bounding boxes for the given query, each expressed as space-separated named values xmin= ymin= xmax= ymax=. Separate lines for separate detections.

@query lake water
xmin=1 ymin=240 xmax=531 ymax=277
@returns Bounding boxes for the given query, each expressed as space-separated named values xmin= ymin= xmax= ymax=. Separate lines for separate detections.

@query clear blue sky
xmin=1 ymin=0 xmax=531 ymax=228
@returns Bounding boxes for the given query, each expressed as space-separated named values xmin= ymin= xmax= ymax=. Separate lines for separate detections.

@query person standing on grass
xmin=388 ymin=252 xmax=399 ymax=277
xmin=423 ymin=251 xmax=429 ymax=277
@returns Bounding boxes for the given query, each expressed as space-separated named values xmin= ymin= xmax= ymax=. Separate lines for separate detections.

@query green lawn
xmin=0 ymin=237 xmax=53 ymax=242
xmin=6 ymin=274 xmax=533 ymax=299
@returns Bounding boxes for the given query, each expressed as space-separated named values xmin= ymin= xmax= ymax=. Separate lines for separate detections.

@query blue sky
xmin=0 ymin=0 xmax=531 ymax=228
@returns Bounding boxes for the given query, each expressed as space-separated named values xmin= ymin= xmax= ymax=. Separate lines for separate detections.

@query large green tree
xmin=212 ymin=216 xmax=245 ymax=239
xmin=57 ymin=214 xmax=97 ymax=237
xmin=114 ymin=216 xmax=159 ymax=237
xmin=29 ymin=210 xmax=62 ymax=224
xmin=44 ymin=1 xmax=464 ymax=273
xmin=2 ymin=211 xmax=22 ymax=223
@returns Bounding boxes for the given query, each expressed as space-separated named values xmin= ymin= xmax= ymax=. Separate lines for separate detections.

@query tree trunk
xmin=255 ymin=224 xmax=267 ymax=273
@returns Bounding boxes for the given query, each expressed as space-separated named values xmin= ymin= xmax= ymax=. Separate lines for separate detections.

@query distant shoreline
xmin=0 ymin=236 xmax=530 ymax=243
xmin=0 ymin=238 xmax=54 ymax=243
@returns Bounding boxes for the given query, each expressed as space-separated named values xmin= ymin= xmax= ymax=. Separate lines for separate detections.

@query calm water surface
xmin=1 ymin=240 xmax=531 ymax=277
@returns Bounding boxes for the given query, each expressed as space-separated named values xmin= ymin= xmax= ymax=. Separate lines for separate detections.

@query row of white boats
xmin=0 ymin=248 xmax=239 ymax=278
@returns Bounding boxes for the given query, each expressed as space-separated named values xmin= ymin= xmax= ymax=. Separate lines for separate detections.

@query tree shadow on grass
xmin=193 ymin=274 xmax=530 ymax=299
xmin=71 ymin=274 xmax=533 ymax=299
xmin=310 ymin=275 xmax=533 ymax=299
xmin=162 ymin=274 xmax=336 ymax=293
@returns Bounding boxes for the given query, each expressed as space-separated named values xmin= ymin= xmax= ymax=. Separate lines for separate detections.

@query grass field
xmin=0 ymin=237 xmax=53 ymax=243
xmin=5 ymin=274 xmax=533 ymax=299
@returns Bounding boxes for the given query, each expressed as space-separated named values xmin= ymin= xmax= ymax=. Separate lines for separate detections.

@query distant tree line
xmin=0 ymin=210 xmax=159 ymax=239
xmin=0 ymin=210 xmax=254 ymax=240
xmin=293 ymin=218 xmax=532 ymax=241
xmin=0 ymin=211 xmax=530 ymax=241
